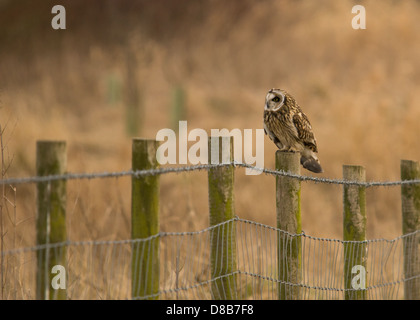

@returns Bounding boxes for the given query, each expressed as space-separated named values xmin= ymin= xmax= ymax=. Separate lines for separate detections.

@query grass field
xmin=1 ymin=0 xmax=420 ymax=255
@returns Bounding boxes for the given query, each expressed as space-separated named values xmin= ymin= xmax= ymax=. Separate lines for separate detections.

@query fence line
xmin=2 ymin=217 xmax=419 ymax=300
xmin=1 ymin=137 xmax=419 ymax=300
xmin=1 ymin=162 xmax=420 ymax=187
xmin=3 ymin=217 xmax=419 ymax=257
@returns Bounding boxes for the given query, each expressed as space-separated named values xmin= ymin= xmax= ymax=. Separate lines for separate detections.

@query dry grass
xmin=1 ymin=0 xmax=420 ymax=257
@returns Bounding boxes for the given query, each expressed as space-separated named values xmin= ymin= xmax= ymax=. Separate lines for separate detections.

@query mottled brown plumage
xmin=263 ymin=88 xmax=323 ymax=173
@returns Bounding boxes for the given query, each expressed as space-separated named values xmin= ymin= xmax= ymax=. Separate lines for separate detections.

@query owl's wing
xmin=293 ymin=112 xmax=318 ymax=152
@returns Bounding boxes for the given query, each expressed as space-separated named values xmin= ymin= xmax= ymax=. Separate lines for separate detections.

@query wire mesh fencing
xmin=1 ymin=138 xmax=419 ymax=300
xmin=2 ymin=217 xmax=418 ymax=300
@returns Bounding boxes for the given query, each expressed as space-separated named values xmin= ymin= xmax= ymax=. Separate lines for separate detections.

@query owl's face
xmin=264 ymin=89 xmax=286 ymax=112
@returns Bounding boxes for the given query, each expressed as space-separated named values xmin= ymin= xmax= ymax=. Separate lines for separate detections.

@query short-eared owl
xmin=263 ymin=88 xmax=323 ymax=173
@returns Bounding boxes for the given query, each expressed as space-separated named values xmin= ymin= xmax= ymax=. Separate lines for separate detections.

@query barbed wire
xmin=0 ymin=162 xmax=419 ymax=187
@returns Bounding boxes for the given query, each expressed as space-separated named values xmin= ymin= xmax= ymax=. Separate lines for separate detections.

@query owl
xmin=263 ymin=88 xmax=323 ymax=173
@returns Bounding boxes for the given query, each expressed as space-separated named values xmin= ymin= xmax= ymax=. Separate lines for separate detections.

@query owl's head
xmin=264 ymin=88 xmax=286 ymax=112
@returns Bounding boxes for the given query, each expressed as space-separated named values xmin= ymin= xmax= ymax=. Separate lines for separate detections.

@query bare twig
xmin=0 ymin=123 xmax=16 ymax=299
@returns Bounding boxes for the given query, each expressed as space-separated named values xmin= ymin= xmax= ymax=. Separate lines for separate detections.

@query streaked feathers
xmin=263 ymin=88 xmax=323 ymax=173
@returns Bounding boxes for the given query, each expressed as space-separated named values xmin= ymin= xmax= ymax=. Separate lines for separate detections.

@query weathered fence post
xmin=208 ymin=136 xmax=237 ymax=300
xmin=131 ymin=139 xmax=160 ymax=300
xmin=343 ymin=165 xmax=367 ymax=300
xmin=36 ymin=141 xmax=67 ymax=300
xmin=400 ymin=160 xmax=420 ymax=300
xmin=276 ymin=151 xmax=301 ymax=300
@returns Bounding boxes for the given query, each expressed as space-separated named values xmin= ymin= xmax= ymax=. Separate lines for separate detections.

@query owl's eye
xmin=272 ymin=97 xmax=281 ymax=103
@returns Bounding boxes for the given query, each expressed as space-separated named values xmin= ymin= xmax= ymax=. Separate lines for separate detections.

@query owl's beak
xmin=264 ymin=103 xmax=269 ymax=110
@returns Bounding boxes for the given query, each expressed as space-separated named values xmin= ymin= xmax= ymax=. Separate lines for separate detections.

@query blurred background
xmin=1 ymin=0 xmax=420 ymax=249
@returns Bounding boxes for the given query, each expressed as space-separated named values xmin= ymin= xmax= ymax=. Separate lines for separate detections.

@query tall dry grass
xmin=1 ymin=0 xmax=420 ymax=255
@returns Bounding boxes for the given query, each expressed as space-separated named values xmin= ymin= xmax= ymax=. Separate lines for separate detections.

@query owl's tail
xmin=301 ymin=152 xmax=323 ymax=173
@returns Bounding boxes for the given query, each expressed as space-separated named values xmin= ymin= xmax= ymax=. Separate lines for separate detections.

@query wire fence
xmin=1 ymin=162 xmax=420 ymax=187
xmin=1 ymin=157 xmax=420 ymax=300
xmin=2 ymin=217 xmax=419 ymax=300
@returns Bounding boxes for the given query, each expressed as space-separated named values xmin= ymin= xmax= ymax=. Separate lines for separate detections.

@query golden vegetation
xmin=1 ymin=0 xmax=420 ymax=252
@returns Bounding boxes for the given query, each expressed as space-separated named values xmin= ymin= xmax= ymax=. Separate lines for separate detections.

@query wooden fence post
xmin=36 ymin=141 xmax=67 ymax=300
xmin=276 ymin=151 xmax=301 ymax=300
xmin=131 ymin=139 xmax=160 ymax=300
xmin=208 ymin=136 xmax=237 ymax=300
xmin=400 ymin=160 xmax=420 ymax=300
xmin=343 ymin=165 xmax=367 ymax=300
